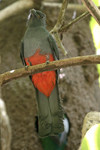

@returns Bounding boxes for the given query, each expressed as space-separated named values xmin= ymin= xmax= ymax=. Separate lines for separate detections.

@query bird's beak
xmin=30 ymin=9 xmax=38 ymax=19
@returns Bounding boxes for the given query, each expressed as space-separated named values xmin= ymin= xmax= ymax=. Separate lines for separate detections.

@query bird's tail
xmin=36 ymin=84 xmax=64 ymax=138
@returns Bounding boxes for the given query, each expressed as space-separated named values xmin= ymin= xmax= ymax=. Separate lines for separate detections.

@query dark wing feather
xmin=20 ymin=40 xmax=26 ymax=66
xmin=20 ymin=40 xmax=32 ymax=81
xmin=48 ymin=34 xmax=59 ymax=60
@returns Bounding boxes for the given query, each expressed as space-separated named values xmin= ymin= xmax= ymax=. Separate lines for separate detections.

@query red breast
xmin=25 ymin=49 xmax=56 ymax=97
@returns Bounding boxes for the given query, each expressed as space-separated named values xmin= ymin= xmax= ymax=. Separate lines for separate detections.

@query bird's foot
xmin=46 ymin=61 xmax=50 ymax=65
xmin=25 ymin=65 xmax=30 ymax=71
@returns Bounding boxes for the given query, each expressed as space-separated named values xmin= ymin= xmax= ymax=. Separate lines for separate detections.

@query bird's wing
xmin=20 ymin=39 xmax=34 ymax=82
xmin=48 ymin=34 xmax=59 ymax=60
xmin=20 ymin=39 xmax=26 ymax=66
xmin=48 ymin=34 xmax=60 ymax=80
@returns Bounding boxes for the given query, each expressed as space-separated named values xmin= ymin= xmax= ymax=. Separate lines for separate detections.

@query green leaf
xmin=92 ymin=0 xmax=99 ymax=6
xmin=81 ymin=124 xmax=100 ymax=150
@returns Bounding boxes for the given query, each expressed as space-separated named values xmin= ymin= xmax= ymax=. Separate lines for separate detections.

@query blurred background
xmin=0 ymin=0 xmax=100 ymax=150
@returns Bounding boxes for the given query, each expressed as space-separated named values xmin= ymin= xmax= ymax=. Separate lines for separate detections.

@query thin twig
xmin=0 ymin=54 xmax=100 ymax=86
xmin=50 ymin=0 xmax=69 ymax=33
xmin=50 ymin=0 xmax=69 ymax=55
xmin=59 ymin=6 xmax=100 ymax=33
xmin=54 ymin=32 xmax=67 ymax=55
xmin=81 ymin=0 xmax=100 ymax=25
xmin=59 ymin=11 xmax=89 ymax=33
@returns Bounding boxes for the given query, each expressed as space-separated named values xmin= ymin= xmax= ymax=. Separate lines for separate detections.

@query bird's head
xmin=26 ymin=9 xmax=46 ymax=27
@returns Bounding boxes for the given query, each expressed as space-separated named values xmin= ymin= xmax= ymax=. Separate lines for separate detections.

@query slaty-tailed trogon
xmin=20 ymin=9 xmax=64 ymax=138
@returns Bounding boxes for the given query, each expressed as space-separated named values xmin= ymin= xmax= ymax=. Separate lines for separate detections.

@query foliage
xmin=89 ymin=0 xmax=100 ymax=85
xmin=81 ymin=124 xmax=100 ymax=150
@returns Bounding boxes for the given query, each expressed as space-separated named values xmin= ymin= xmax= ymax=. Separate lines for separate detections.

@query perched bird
xmin=35 ymin=113 xmax=70 ymax=150
xmin=20 ymin=9 xmax=64 ymax=138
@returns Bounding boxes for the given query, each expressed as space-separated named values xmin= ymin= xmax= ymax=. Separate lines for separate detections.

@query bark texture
xmin=0 ymin=1 xmax=100 ymax=150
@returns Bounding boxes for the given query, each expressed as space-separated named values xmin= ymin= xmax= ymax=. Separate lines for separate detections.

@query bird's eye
xmin=41 ymin=16 xmax=44 ymax=19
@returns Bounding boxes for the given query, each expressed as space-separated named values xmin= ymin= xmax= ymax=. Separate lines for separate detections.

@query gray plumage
xmin=20 ymin=9 xmax=64 ymax=138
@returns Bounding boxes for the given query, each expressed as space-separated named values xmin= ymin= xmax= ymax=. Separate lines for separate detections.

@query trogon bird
xmin=20 ymin=9 xmax=64 ymax=138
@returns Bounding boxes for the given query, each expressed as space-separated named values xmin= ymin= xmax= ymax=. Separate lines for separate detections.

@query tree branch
xmin=0 ymin=3 xmax=87 ymax=24
xmin=50 ymin=0 xmax=69 ymax=55
xmin=0 ymin=0 xmax=34 ymax=23
xmin=0 ymin=55 xmax=100 ymax=86
xmin=59 ymin=10 xmax=90 ymax=33
xmin=43 ymin=3 xmax=87 ymax=12
xmin=59 ymin=6 xmax=100 ymax=33
xmin=81 ymin=0 xmax=100 ymax=25
xmin=50 ymin=0 xmax=69 ymax=33
xmin=53 ymin=32 xmax=67 ymax=55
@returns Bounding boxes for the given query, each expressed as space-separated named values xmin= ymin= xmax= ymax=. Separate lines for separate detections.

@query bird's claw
xmin=25 ymin=65 xmax=30 ymax=71
xmin=46 ymin=61 xmax=50 ymax=65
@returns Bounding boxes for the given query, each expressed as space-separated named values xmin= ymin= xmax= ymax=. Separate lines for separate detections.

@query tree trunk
xmin=0 ymin=1 xmax=100 ymax=150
